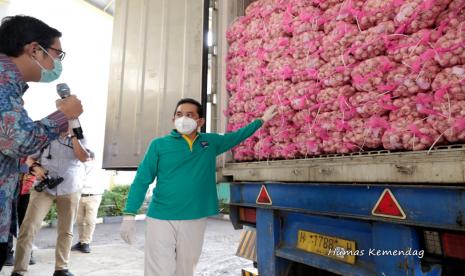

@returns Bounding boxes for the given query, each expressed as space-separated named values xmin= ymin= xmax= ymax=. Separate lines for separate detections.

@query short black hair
xmin=174 ymin=98 xmax=204 ymax=118
xmin=0 ymin=15 xmax=62 ymax=57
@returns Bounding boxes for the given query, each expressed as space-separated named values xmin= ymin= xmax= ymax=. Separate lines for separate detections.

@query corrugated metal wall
xmin=103 ymin=0 xmax=205 ymax=169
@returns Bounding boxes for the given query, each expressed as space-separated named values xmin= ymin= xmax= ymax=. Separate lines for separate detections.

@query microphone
xmin=56 ymin=83 xmax=84 ymax=139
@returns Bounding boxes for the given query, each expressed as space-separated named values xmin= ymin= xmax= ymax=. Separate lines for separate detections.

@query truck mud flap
xmin=236 ymin=228 xmax=257 ymax=262
xmin=241 ymin=267 xmax=259 ymax=276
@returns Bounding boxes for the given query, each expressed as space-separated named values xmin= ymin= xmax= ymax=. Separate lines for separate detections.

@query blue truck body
xmin=224 ymin=147 xmax=465 ymax=275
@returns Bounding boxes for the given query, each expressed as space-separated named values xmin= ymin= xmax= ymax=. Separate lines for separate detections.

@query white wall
xmin=0 ymin=0 xmax=114 ymax=187
xmin=0 ymin=0 xmax=9 ymax=19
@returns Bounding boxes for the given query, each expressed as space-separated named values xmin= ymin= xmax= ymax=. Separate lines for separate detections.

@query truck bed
xmin=220 ymin=144 xmax=465 ymax=183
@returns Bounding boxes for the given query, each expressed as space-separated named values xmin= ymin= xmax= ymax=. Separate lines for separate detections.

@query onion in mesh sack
xmin=322 ymin=131 xmax=359 ymax=153
xmin=343 ymin=116 xmax=389 ymax=149
xmin=394 ymin=0 xmax=451 ymax=34
xmin=270 ymin=142 xmax=300 ymax=159
xmin=270 ymin=124 xmax=299 ymax=143
xmin=388 ymin=96 xmax=423 ymax=121
xmin=318 ymin=111 xmax=354 ymax=132
xmin=262 ymin=11 xmax=294 ymax=39
xmin=242 ymin=57 xmax=267 ymax=80
xmin=432 ymin=66 xmax=465 ymax=101
xmin=228 ymin=39 xmax=246 ymax=58
xmin=292 ymin=5 xmax=324 ymax=34
xmin=320 ymin=57 xmax=357 ymax=88
xmin=386 ymin=59 xmax=440 ymax=97
xmin=322 ymin=0 xmax=367 ymax=33
xmin=226 ymin=16 xmax=248 ymax=44
xmin=244 ymin=17 xmax=265 ymax=40
xmin=236 ymin=77 xmax=265 ymax=97
xmin=435 ymin=0 xmax=465 ymax=32
xmin=245 ymin=0 xmax=280 ymax=17
xmin=292 ymin=54 xmax=325 ymax=83
xmin=254 ymin=135 xmax=274 ymax=159
xmin=263 ymin=36 xmax=292 ymax=62
xmin=348 ymin=21 xmax=396 ymax=61
xmin=428 ymin=100 xmax=465 ymax=143
xmin=351 ymin=56 xmax=395 ymax=92
xmin=386 ymin=28 xmax=442 ymax=63
xmin=244 ymin=96 xmax=269 ymax=117
xmin=226 ymin=93 xmax=247 ymax=115
xmin=314 ymin=0 xmax=347 ymax=11
xmin=263 ymin=81 xmax=295 ymax=127
xmin=227 ymin=112 xmax=252 ymax=126
xmin=265 ymin=55 xmax=296 ymax=82
xmin=382 ymin=117 xmax=443 ymax=150
xmin=244 ymin=39 xmax=264 ymax=57
xmin=291 ymin=31 xmax=323 ymax=59
xmin=359 ymin=0 xmax=403 ymax=30
xmin=286 ymin=81 xmax=320 ymax=111
xmin=321 ymin=22 xmax=359 ymax=61
xmin=226 ymin=73 xmax=245 ymax=93
xmin=264 ymin=81 xmax=292 ymax=98
xmin=292 ymin=132 xmax=322 ymax=156
xmin=434 ymin=25 xmax=465 ymax=67
xmin=286 ymin=0 xmax=316 ymax=15
xmin=349 ymin=91 xmax=393 ymax=117
xmin=293 ymin=108 xmax=316 ymax=126
xmin=232 ymin=144 xmax=256 ymax=161
xmin=317 ymin=85 xmax=356 ymax=113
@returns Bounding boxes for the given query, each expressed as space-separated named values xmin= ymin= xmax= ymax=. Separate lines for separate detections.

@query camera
xmin=34 ymin=175 xmax=64 ymax=192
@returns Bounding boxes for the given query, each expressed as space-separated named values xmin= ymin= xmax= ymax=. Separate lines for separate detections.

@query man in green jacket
xmin=120 ymin=98 xmax=276 ymax=276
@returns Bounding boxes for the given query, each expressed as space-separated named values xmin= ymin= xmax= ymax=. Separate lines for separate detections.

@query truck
xmin=103 ymin=0 xmax=465 ymax=275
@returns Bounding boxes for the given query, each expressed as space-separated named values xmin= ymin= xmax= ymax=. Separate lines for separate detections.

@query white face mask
xmin=175 ymin=116 xmax=198 ymax=135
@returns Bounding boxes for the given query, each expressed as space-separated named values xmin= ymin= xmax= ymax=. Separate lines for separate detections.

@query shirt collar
xmin=170 ymin=129 xmax=182 ymax=138
xmin=170 ymin=129 xmax=201 ymax=139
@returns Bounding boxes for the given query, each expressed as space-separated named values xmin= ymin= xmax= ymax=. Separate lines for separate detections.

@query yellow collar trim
xmin=182 ymin=134 xmax=198 ymax=151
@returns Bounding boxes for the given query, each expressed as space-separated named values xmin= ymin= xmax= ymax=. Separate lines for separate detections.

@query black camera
xmin=34 ymin=176 xmax=64 ymax=192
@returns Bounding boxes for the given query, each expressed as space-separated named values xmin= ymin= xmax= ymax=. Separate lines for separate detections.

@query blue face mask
xmin=33 ymin=46 xmax=63 ymax=83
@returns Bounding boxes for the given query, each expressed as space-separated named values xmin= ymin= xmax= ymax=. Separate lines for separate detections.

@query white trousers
xmin=145 ymin=217 xmax=207 ymax=276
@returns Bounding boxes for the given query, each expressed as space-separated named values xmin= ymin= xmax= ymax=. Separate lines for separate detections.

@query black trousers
xmin=0 ymin=194 xmax=30 ymax=271
xmin=0 ymin=242 xmax=8 ymax=271
xmin=17 ymin=194 xmax=30 ymax=227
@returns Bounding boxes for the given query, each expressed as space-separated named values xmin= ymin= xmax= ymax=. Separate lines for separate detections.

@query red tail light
xmin=442 ymin=233 xmax=465 ymax=260
xmin=239 ymin=207 xmax=256 ymax=224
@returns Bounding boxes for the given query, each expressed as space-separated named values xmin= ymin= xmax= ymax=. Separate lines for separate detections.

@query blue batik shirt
xmin=0 ymin=54 xmax=68 ymax=242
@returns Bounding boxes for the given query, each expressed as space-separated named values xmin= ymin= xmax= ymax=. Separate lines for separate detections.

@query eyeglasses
xmin=47 ymin=46 xmax=66 ymax=61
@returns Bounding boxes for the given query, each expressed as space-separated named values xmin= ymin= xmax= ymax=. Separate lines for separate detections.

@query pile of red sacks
xmin=226 ymin=0 xmax=465 ymax=161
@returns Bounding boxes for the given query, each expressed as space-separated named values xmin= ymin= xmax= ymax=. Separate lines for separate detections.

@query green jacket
xmin=123 ymin=119 xmax=263 ymax=220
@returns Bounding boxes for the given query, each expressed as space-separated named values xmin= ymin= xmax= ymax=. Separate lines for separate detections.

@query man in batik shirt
xmin=0 ymin=15 xmax=83 ymax=271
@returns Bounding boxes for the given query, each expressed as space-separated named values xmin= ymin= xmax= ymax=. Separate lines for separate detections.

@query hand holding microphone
xmin=56 ymin=95 xmax=82 ymax=119
xmin=56 ymin=83 xmax=84 ymax=139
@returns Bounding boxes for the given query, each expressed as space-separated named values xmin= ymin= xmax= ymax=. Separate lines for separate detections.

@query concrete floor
xmin=0 ymin=218 xmax=252 ymax=276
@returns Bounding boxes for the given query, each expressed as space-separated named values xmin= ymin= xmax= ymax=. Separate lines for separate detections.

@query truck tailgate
xmin=221 ymin=145 xmax=465 ymax=183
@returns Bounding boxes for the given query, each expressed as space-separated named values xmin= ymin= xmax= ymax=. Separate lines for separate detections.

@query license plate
xmin=296 ymin=230 xmax=357 ymax=264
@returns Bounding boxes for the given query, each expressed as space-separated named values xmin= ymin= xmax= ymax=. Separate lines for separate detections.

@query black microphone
xmin=56 ymin=83 xmax=84 ymax=139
